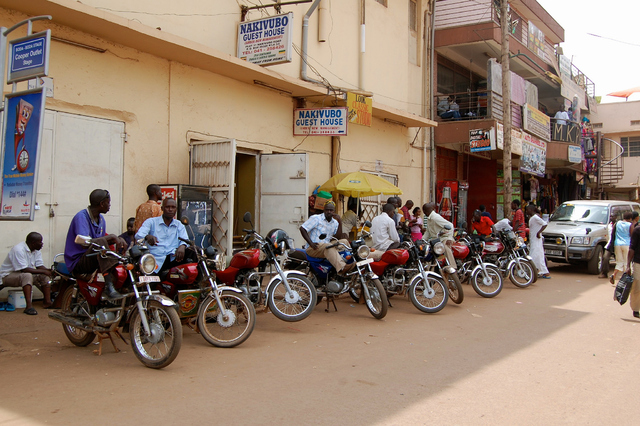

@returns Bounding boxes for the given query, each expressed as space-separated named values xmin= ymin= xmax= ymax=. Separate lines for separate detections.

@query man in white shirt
xmin=554 ymin=105 xmax=569 ymax=125
xmin=0 ymin=232 xmax=52 ymax=315
xmin=370 ymin=203 xmax=400 ymax=252
xmin=423 ymin=202 xmax=456 ymax=265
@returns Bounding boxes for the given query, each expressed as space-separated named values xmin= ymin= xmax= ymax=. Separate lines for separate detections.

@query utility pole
xmin=500 ymin=0 xmax=512 ymax=219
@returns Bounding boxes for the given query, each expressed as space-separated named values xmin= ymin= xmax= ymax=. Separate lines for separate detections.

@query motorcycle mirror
xmin=74 ymin=235 xmax=91 ymax=247
xmin=318 ymin=233 xmax=327 ymax=240
xmin=181 ymin=216 xmax=190 ymax=226
xmin=363 ymin=221 xmax=372 ymax=228
xmin=443 ymin=224 xmax=452 ymax=230
xmin=243 ymin=212 xmax=252 ymax=223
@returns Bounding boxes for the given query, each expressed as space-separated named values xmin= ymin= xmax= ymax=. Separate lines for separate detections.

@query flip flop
xmin=5 ymin=302 xmax=16 ymax=312
xmin=538 ymin=275 xmax=551 ymax=279
xmin=0 ymin=302 xmax=5 ymax=311
xmin=23 ymin=307 xmax=37 ymax=315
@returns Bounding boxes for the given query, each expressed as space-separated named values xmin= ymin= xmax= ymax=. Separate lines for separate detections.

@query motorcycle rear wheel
xmin=60 ymin=286 xmax=95 ymax=347
xmin=129 ymin=301 xmax=183 ymax=369
xmin=197 ymin=290 xmax=256 ymax=348
xmin=509 ymin=260 xmax=535 ymax=288
xmin=363 ymin=279 xmax=388 ymax=319
xmin=471 ymin=265 xmax=503 ymax=298
xmin=444 ymin=272 xmax=464 ymax=304
xmin=408 ymin=276 xmax=448 ymax=313
xmin=267 ymin=275 xmax=317 ymax=322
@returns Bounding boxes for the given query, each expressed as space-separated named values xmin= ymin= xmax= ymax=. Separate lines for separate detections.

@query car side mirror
xmin=585 ymin=228 xmax=591 ymax=235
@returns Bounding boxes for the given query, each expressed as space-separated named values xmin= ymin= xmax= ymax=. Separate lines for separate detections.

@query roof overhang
xmin=1 ymin=0 xmax=436 ymax=128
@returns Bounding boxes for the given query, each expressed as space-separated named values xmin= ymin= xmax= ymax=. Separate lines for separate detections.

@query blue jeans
xmin=440 ymin=111 xmax=461 ymax=120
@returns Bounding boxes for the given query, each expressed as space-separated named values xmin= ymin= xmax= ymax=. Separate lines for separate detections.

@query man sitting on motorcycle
xmin=64 ymin=189 xmax=128 ymax=300
xmin=135 ymin=197 xmax=189 ymax=273
xmin=370 ymin=203 xmax=401 ymax=253
xmin=300 ymin=201 xmax=356 ymax=276
xmin=422 ymin=202 xmax=456 ymax=266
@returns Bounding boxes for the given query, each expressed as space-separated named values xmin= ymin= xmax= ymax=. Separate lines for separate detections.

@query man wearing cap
xmin=300 ymin=201 xmax=356 ymax=275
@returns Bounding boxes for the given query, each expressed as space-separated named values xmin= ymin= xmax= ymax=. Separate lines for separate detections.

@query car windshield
xmin=550 ymin=204 xmax=609 ymax=224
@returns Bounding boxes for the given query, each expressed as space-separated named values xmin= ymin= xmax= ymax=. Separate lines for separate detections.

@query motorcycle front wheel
xmin=509 ymin=260 xmax=535 ymax=288
xmin=444 ymin=272 xmax=464 ymax=304
xmin=129 ymin=301 xmax=183 ymax=369
xmin=471 ymin=265 xmax=503 ymax=298
xmin=408 ymin=275 xmax=448 ymax=313
xmin=60 ymin=286 xmax=95 ymax=346
xmin=197 ymin=290 xmax=256 ymax=348
xmin=267 ymin=275 xmax=317 ymax=322
xmin=362 ymin=279 xmax=388 ymax=319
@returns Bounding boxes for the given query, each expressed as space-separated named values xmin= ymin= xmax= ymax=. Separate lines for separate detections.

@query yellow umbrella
xmin=318 ymin=171 xmax=403 ymax=197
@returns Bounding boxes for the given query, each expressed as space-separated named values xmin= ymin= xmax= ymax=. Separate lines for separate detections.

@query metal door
xmin=259 ymin=153 xmax=308 ymax=246
xmin=190 ymin=139 xmax=236 ymax=256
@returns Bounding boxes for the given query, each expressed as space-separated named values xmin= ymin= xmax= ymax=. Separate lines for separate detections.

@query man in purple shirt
xmin=64 ymin=189 xmax=127 ymax=300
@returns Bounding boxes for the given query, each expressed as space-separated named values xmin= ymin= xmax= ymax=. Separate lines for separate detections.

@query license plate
xmin=356 ymin=258 xmax=373 ymax=267
xmin=545 ymin=249 xmax=563 ymax=256
xmin=139 ymin=275 xmax=160 ymax=282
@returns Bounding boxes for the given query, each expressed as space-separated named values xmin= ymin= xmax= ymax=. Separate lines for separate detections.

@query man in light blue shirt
xmin=136 ymin=198 xmax=189 ymax=271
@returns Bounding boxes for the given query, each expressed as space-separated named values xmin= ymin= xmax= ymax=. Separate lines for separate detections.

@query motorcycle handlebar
xmin=179 ymin=237 xmax=194 ymax=246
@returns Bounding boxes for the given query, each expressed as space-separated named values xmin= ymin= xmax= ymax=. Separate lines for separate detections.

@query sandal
xmin=5 ymin=302 xmax=16 ymax=312
xmin=23 ymin=307 xmax=37 ymax=315
xmin=0 ymin=302 xmax=5 ymax=311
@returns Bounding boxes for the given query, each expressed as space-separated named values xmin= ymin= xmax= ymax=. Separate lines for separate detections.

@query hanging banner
xmin=293 ymin=107 xmax=348 ymax=136
xmin=519 ymin=133 xmax=547 ymax=178
xmin=237 ymin=13 xmax=293 ymax=66
xmin=568 ymin=145 xmax=582 ymax=163
xmin=522 ymin=103 xmax=550 ymax=141
xmin=496 ymin=122 xmax=523 ymax=156
xmin=347 ymin=92 xmax=372 ymax=127
xmin=0 ymin=89 xmax=46 ymax=220
xmin=469 ymin=128 xmax=494 ymax=152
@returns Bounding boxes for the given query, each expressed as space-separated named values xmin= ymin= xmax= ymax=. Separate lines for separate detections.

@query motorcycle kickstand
xmin=93 ymin=331 xmax=121 ymax=356
xmin=325 ymin=295 xmax=338 ymax=313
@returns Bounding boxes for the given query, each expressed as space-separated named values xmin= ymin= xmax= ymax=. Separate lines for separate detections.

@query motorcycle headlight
xmin=356 ymin=244 xmax=370 ymax=260
xmin=517 ymin=237 xmax=525 ymax=247
xmin=571 ymin=236 xmax=591 ymax=245
xmin=443 ymin=266 xmax=456 ymax=274
xmin=139 ymin=253 xmax=157 ymax=275
xmin=434 ymin=242 xmax=445 ymax=255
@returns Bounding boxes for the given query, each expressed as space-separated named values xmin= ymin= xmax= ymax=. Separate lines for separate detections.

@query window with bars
xmin=621 ymin=136 xmax=640 ymax=157
xmin=592 ymin=123 xmax=603 ymax=128
xmin=409 ymin=0 xmax=417 ymax=32
xmin=631 ymin=120 xmax=640 ymax=126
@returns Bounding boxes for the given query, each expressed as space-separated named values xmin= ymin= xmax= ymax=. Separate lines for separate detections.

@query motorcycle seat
xmin=53 ymin=261 xmax=72 ymax=277
xmin=287 ymin=249 xmax=307 ymax=261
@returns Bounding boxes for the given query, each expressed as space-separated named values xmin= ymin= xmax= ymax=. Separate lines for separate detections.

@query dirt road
xmin=1 ymin=263 xmax=638 ymax=425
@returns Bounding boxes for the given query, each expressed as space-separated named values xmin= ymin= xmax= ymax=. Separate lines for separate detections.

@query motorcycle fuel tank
xmin=380 ymin=249 xmax=409 ymax=265
xmin=229 ymin=249 xmax=261 ymax=269
xmin=165 ymin=263 xmax=199 ymax=285
xmin=483 ymin=241 xmax=504 ymax=255
xmin=451 ymin=242 xmax=469 ymax=259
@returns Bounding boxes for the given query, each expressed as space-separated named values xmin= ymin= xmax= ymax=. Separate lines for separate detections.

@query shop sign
xmin=8 ymin=30 xmax=51 ymax=83
xmin=519 ymin=133 xmax=547 ymax=177
xmin=527 ymin=21 xmax=545 ymax=60
xmin=496 ymin=123 xmax=523 ymax=156
xmin=469 ymin=129 xmax=494 ymax=152
xmin=347 ymin=92 xmax=372 ymax=127
xmin=462 ymin=143 xmax=491 ymax=159
xmin=551 ymin=122 xmax=580 ymax=143
xmin=294 ymin=107 xmax=348 ymax=136
xmin=559 ymin=55 xmax=572 ymax=77
xmin=160 ymin=185 xmax=178 ymax=201
xmin=568 ymin=145 xmax=582 ymax=163
xmin=522 ymin=103 xmax=550 ymax=141
xmin=237 ymin=13 xmax=293 ymax=66
xmin=0 ymin=88 xmax=46 ymax=220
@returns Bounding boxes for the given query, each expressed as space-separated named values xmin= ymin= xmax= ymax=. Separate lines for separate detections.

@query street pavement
xmin=0 ymin=261 xmax=638 ymax=425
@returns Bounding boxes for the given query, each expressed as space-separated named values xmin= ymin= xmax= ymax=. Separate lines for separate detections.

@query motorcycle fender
xmin=410 ymin=270 xmax=442 ymax=285
xmin=265 ymin=270 xmax=308 ymax=292
xmin=142 ymin=294 xmax=177 ymax=307
xmin=215 ymin=285 xmax=244 ymax=294
xmin=471 ymin=262 xmax=498 ymax=278
xmin=506 ymin=258 xmax=525 ymax=271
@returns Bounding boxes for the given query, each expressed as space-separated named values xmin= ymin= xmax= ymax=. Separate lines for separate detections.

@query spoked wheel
xmin=408 ymin=275 xmax=448 ymax=313
xmin=362 ymin=279 xmax=388 ymax=319
xmin=444 ymin=272 xmax=464 ymax=304
xmin=509 ymin=260 xmax=535 ymax=288
xmin=471 ymin=265 xmax=503 ymax=298
xmin=197 ymin=290 xmax=256 ymax=348
xmin=60 ymin=286 xmax=95 ymax=346
xmin=267 ymin=276 xmax=317 ymax=322
xmin=129 ymin=300 xmax=183 ymax=369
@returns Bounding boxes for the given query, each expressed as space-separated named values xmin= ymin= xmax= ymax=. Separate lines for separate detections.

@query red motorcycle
xmin=481 ymin=230 xmax=537 ymax=288
xmin=451 ymin=232 xmax=503 ymax=298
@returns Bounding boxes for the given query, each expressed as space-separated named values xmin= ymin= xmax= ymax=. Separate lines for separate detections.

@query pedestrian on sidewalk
xmin=610 ymin=212 xmax=633 ymax=285
xmin=526 ymin=205 xmax=550 ymax=279
xmin=625 ymin=222 xmax=640 ymax=319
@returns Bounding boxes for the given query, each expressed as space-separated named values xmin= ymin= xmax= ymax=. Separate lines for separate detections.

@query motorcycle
xmin=155 ymin=237 xmax=256 ymax=348
xmin=482 ymin=230 xmax=537 ymax=288
xmin=372 ymin=238 xmax=449 ymax=313
xmin=48 ymin=236 xmax=182 ymax=369
xmin=283 ymin=227 xmax=389 ymax=319
xmin=451 ymin=231 xmax=503 ymax=298
xmin=421 ymin=234 xmax=464 ymax=305
xmin=215 ymin=212 xmax=317 ymax=322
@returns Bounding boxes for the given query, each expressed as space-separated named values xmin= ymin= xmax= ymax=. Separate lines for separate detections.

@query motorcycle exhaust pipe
xmin=48 ymin=310 xmax=110 ymax=333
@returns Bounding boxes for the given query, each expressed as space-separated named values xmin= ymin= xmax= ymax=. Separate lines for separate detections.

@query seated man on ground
xmin=370 ymin=203 xmax=401 ymax=253
xmin=64 ymin=189 xmax=128 ymax=300
xmin=300 ymin=201 xmax=356 ymax=275
xmin=135 ymin=197 xmax=189 ymax=273
xmin=0 ymin=232 xmax=52 ymax=315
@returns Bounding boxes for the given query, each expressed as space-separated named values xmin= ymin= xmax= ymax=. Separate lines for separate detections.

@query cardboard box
xmin=314 ymin=196 xmax=331 ymax=210
xmin=8 ymin=290 xmax=26 ymax=309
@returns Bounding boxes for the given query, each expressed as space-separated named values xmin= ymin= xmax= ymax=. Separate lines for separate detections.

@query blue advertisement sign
xmin=7 ymin=30 xmax=50 ymax=83
xmin=0 ymin=89 xmax=46 ymax=220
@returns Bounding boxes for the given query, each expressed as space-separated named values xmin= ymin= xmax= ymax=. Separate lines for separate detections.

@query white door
xmin=259 ymin=153 xmax=308 ymax=247
xmin=190 ymin=139 xmax=236 ymax=256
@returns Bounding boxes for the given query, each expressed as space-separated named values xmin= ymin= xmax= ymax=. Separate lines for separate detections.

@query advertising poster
xmin=237 ymin=13 xmax=293 ymax=66
xmin=347 ymin=92 xmax=372 ymax=127
xmin=496 ymin=122 xmax=523 ymax=156
xmin=469 ymin=129 xmax=494 ymax=152
xmin=436 ymin=180 xmax=458 ymax=227
xmin=519 ymin=133 xmax=547 ymax=177
xmin=522 ymin=103 xmax=550 ymax=141
xmin=0 ymin=89 xmax=46 ymax=220
xmin=294 ymin=107 xmax=348 ymax=136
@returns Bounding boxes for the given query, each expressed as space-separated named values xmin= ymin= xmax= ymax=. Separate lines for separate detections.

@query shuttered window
xmin=621 ymin=136 xmax=640 ymax=157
